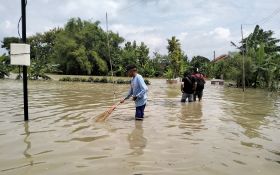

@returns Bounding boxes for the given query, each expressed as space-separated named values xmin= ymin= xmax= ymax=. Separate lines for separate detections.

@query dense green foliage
xmin=1 ymin=37 xmax=20 ymax=53
xmin=1 ymin=18 xmax=175 ymax=79
xmin=210 ymin=25 xmax=280 ymax=90
xmin=59 ymin=76 xmax=151 ymax=85
xmin=189 ymin=55 xmax=210 ymax=76
xmin=0 ymin=54 xmax=10 ymax=78
xmin=166 ymin=36 xmax=186 ymax=78
xmin=1 ymin=18 xmax=279 ymax=90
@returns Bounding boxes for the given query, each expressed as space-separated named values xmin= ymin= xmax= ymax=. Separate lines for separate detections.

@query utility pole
xmin=21 ymin=0 xmax=29 ymax=120
xmin=241 ymin=24 xmax=245 ymax=92
xmin=106 ymin=12 xmax=115 ymax=97
xmin=213 ymin=50 xmax=216 ymax=60
xmin=106 ymin=12 xmax=112 ymax=79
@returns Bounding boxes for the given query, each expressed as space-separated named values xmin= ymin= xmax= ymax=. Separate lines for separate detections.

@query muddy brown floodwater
xmin=0 ymin=79 xmax=279 ymax=175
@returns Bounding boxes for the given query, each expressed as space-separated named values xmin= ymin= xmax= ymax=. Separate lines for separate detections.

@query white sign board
xmin=10 ymin=43 xmax=30 ymax=66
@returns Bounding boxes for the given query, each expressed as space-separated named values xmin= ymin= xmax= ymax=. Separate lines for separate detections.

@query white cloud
xmin=0 ymin=0 xmax=279 ymax=58
xmin=137 ymin=34 xmax=166 ymax=53
xmin=182 ymin=16 xmax=212 ymax=27
xmin=4 ymin=20 xmax=11 ymax=29
xmin=57 ymin=0 xmax=120 ymax=19
xmin=111 ymin=24 xmax=165 ymax=54
xmin=178 ymin=32 xmax=188 ymax=41
xmin=209 ymin=27 xmax=231 ymax=40
xmin=111 ymin=24 xmax=157 ymax=35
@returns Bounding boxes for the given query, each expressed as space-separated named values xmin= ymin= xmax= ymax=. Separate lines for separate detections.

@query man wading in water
xmin=120 ymin=65 xmax=148 ymax=120
xmin=192 ymin=68 xmax=205 ymax=101
xmin=181 ymin=71 xmax=196 ymax=102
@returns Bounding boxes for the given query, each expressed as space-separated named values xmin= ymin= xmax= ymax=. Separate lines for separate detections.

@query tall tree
xmin=190 ymin=55 xmax=210 ymax=75
xmin=137 ymin=42 xmax=149 ymax=67
xmin=167 ymin=36 xmax=183 ymax=78
xmin=52 ymin=18 xmax=124 ymax=75
xmin=1 ymin=37 xmax=20 ymax=53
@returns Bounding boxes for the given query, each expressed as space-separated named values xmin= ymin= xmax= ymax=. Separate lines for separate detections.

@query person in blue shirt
xmin=120 ymin=64 xmax=148 ymax=120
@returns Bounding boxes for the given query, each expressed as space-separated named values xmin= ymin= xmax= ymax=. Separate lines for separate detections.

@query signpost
xmin=10 ymin=0 xmax=29 ymax=121
xmin=10 ymin=44 xmax=30 ymax=66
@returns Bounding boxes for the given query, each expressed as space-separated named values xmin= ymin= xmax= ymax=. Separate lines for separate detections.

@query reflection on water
xmin=1 ymin=121 xmax=47 ymax=173
xmin=0 ymin=79 xmax=279 ymax=174
xmin=221 ymin=88 xmax=274 ymax=139
xmin=23 ymin=122 xmax=33 ymax=163
xmin=127 ymin=121 xmax=147 ymax=156
xmin=179 ymin=103 xmax=204 ymax=133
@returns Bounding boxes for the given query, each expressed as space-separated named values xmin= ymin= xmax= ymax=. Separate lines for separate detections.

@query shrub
xmin=58 ymin=76 xmax=150 ymax=85
xmin=107 ymin=78 xmax=113 ymax=83
xmin=100 ymin=77 xmax=108 ymax=83
xmin=94 ymin=78 xmax=100 ymax=82
xmin=88 ymin=77 xmax=94 ymax=82
xmin=116 ymin=79 xmax=125 ymax=84
xmin=59 ymin=77 xmax=72 ymax=81
xmin=81 ymin=78 xmax=87 ymax=82
xmin=72 ymin=77 xmax=81 ymax=82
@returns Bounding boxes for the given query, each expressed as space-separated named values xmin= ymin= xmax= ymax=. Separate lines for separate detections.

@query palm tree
xmin=167 ymin=36 xmax=183 ymax=78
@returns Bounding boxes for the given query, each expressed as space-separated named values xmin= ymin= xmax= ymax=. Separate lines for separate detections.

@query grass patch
xmin=59 ymin=76 xmax=151 ymax=85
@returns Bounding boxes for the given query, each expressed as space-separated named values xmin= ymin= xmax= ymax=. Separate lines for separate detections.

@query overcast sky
xmin=1 ymin=0 xmax=279 ymax=59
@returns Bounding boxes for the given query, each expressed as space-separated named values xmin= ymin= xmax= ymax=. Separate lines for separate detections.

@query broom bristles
xmin=94 ymin=104 xmax=118 ymax=122
xmin=95 ymin=111 xmax=110 ymax=122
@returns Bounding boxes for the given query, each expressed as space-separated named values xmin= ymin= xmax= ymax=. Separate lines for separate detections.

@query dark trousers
xmin=135 ymin=104 xmax=146 ymax=119
xmin=194 ymin=90 xmax=203 ymax=101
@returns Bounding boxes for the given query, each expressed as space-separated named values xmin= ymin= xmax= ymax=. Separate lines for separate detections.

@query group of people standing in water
xmin=121 ymin=65 xmax=205 ymax=120
xmin=181 ymin=68 xmax=206 ymax=103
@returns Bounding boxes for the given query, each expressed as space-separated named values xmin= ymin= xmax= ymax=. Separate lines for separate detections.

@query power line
xmin=243 ymin=7 xmax=280 ymax=26
xmin=261 ymin=8 xmax=280 ymax=23
xmin=17 ymin=0 xmax=27 ymax=39
xmin=241 ymin=7 xmax=280 ymax=41
xmin=261 ymin=8 xmax=280 ymax=26
xmin=17 ymin=16 xmax=22 ymax=38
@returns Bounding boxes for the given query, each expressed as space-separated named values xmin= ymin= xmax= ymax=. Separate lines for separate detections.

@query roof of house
xmin=213 ymin=54 xmax=228 ymax=62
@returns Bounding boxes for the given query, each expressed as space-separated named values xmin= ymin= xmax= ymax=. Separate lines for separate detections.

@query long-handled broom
xmin=94 ymin=101 xmax=122 ymax=122
xmin=94 ymin=12 xmax=120 ymax=123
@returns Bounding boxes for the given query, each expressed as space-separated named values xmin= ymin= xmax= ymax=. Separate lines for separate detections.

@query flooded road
xmin=0 ymin=79 xmax=279 ymax=175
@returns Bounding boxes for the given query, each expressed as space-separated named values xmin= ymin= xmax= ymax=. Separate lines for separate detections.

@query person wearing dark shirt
xmin=181 ymin=72 xmax=196 ymax=102
xmin=192 ymin=68 xmax=205 ymax=102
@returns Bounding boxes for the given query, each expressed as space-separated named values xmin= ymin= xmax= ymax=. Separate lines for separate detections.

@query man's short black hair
xmin=184 ymin=71 xmax=191 ymax=77
xmin=126 ymin=64 xmax=137 ymax=72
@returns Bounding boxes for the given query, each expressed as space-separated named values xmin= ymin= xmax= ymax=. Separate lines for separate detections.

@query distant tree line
xmin=1 ymin=18 xmax=184 ymax=79
xmin=1 ymin=18 xmax=279 ymax=90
